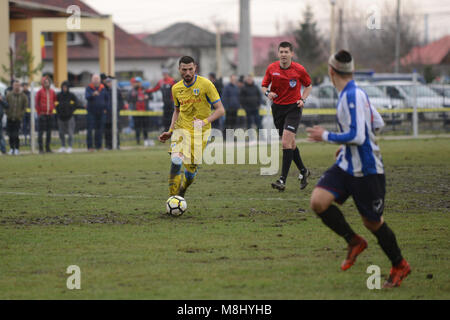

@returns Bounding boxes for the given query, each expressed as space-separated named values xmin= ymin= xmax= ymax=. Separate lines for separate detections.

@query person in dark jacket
xmin=56 ymin=81 xmax=80 ymax=153
xmin=209 ymin=72 xmax=224 ymax=131
xmin=145 ymin=68 xmax=175 ymax=132
xmin=127 ymin=77 xmax=150 ymax=145
xmin=5 ymin=80 xmax=28 ymax=155
xmin=240 ymin=74 xmax=263 ymax=130
xmin=21 ymin=82 xmax=31 ymax=146
xmin=85 ymin=74 xmax=109 ymax=151
xmin=222 ymin=74 xmax=240 ymax=130
xmin=104 ymin=76 xmax=124 ymax=150
xmin=0 ymin=91 xmax=7 ymax=154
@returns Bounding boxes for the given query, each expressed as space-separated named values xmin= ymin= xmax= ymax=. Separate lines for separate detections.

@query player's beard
xmin=183 ymin=74 xmax=194 ymax=84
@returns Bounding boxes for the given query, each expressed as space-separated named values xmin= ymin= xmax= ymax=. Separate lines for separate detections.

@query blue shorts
xmin=316 ymin=164 xmax=386 ymax=222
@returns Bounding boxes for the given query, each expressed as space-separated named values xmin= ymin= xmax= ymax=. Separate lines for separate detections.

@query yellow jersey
xmin=172 ymin=75 xmax=221 ymax=132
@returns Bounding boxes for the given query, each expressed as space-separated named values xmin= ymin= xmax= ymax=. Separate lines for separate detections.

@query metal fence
xmin=2 ymin=77 xmax=449 ymax=154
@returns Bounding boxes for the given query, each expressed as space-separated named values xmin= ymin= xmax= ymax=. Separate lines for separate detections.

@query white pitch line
xmin=0 ymin=191 xmax=300 ymax=201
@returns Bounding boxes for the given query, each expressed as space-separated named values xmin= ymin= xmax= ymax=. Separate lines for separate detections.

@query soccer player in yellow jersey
xmin=158 ymin=56 xmax=225 ymax=197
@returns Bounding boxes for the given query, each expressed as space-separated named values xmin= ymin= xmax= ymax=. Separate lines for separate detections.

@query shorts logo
xmin=349 ymin=102 xmax=355 ymax=109
xmin=193 ymin=88 xmax=200 ymax=96
xmin=373 ymin=199 xmax=384 ymax=214
xmin=289 ymin=79 xmax=297 ymax=88
xmin=287 ymin=125 xmax=295 ymax=130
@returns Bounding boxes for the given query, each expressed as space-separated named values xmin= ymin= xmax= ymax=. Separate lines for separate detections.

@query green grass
xmin=0 ymin=138 xmax=449 ymax=299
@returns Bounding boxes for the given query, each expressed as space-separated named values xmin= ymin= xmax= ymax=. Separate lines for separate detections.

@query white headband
xmin=328 ymin=54 xmax=354 ymax=73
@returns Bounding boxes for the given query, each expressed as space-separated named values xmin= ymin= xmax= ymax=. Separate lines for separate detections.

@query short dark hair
xmin=331 ymin=50 xmax=353 ymax=76
xmin=179 ymin=56 xmax=195 ymax=66
xmin=278 ymin=41 xmax=293 ymax=51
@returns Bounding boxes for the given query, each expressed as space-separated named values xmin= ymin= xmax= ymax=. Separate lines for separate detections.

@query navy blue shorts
xmin=316 ymin=164 xmax=386 ymax=222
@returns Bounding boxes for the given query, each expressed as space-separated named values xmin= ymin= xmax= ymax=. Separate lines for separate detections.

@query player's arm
xmin=193 ymin=100 xmax=225 ymax=128
xmin=158 ymin=106 xmax=179 ymax=143
xmin=297 ymin=67 xmax=313 ymax=107
xmin=146 ymin=80 xmax=161 ymax=94
xmin=307 ymin=91 xmax=365 ymax=145
xmin=261 ymin=66 xmax=277 ymax=101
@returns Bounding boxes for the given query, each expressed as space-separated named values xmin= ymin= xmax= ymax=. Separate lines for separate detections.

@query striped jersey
xmin=322 ymin=80 xmax=384 ymax=177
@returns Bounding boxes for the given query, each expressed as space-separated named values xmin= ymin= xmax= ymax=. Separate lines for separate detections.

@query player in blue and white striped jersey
xmin=307 ymin=50 xmax=411 ymax=288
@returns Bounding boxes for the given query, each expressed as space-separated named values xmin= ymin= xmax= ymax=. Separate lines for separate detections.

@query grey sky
xmin=84 ymin=0 xmax=450 ymax=41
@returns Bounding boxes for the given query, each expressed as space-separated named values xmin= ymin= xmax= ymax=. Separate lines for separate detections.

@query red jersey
xmin=262 ymin=61 xmax=311 ymax=105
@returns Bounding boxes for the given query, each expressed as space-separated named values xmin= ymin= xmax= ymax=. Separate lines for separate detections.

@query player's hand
xmin=267 ymin=92 xmax=278 ymax=101
xmin=193 ymin=117 xmax=207 ymax=129
xmin=306 ymin=125 xmax=325 ymax=142
xmin=93 ymin=91 xmax=99 ymax=96
xmin=297 ymin=99 xmax=304 ymax=108
xmin=158 ymin=131 xmax=172 ymax=143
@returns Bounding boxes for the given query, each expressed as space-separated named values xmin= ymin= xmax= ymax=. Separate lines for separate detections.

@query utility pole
xmin=214 ymin=21 xmax=222 ymax=79
xmin=330 ymin=0 xmax=336 ymax=56
xmin=238 ymin=0 xmax=253 ymax=76
xmin=394 ymin=0 xmax=401 ymax=73
xmin=424 ymin=13 xmax=429 ymax=45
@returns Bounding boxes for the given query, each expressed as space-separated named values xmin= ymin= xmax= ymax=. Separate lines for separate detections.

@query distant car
xmin=357 ymin=83 xmax=406 ymax=124
xmin=429 ymin=84 xmax=450 ymax=108
xmin=375 ymin=81 xmax=447 ymax=121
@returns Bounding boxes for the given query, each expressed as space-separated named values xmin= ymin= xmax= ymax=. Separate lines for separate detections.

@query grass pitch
xmin=0 ymin=137 xmax=449 ymax=299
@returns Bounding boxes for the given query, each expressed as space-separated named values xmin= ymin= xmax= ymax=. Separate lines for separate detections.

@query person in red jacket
xmin=145 ymin=68 xmax=176 ymax=132
xmin=35 ymin=76 xmax=57 ymax=153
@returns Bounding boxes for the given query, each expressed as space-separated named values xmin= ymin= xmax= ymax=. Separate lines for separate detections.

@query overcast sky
xmin=84 ymin=0 xmax=450 ymax=41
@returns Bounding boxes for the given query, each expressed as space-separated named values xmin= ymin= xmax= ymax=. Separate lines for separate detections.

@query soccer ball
xmin=166 ymin=196 xmax=187 ymax=216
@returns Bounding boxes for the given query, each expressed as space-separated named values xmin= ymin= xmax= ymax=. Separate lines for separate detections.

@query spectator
xmin=35 ymin=76 xmax=57 ymax=153
xmin=85 ymin=74 xmax=109 ymax=151
xmin=55 ymin=81 xmax=80 ymax=153
xmin=0 ymin=92 xmax=7 ymax=155
xmin=145 ymin=68 xmax=175 ymax=132
xmin=5 ymin=80 xmax=28 ymax=155
xmin=104 ymin=76 xmax=124 ymax=150
xmin=222 ymin=74 xmax=241 ymax=130
xmin=127 ymin=77 xmax=150 ymax=146
xmin=240 ymin=74 xmax=263 ymax=130
xmin=208 ymin=72 xmax=224 ymax=131
xmin=21 ymin=82 xmax=31 ymax=146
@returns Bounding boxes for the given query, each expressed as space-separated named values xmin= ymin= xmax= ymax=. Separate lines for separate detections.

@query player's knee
xmin=310 ymin=197 xmax=328 ymax=214
xmin=171 ymin=153 xmax=183 ymax=166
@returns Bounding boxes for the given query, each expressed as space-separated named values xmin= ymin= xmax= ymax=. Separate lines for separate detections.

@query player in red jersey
xmin=262 ymin=41 xmax=313 ymax=191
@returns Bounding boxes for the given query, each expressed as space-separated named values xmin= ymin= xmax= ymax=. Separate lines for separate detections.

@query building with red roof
xmin=11 ymin=0 xmax=180 ymax=86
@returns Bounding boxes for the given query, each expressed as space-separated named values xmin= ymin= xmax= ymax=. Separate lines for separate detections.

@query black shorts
xmin=271 ymin=103 xmax=302 ymax=136
xmin=316 ymin=164 xmax=386 ymax=222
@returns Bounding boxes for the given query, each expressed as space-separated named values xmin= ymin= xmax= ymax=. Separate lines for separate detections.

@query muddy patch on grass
xmin=0 ymin=213 xmax=157 ymax=226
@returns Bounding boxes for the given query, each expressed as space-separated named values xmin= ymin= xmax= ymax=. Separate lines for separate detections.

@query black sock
xmin=281 ymin=149 xmax=294 ymax=181
xmin=293 ymin=147 xmax=306 ymax=172
xmin=318 ymin=205 xmax=356 ymax=244
xmin=373 ymin=223 xmax=403 ymax=267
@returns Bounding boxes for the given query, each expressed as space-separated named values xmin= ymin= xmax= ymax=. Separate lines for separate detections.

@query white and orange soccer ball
xmin=166 ymin=196 xmax=187 ymax=216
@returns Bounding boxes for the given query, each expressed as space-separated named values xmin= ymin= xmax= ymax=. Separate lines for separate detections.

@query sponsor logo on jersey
xmin=273 ymin=72 xmax=280 ymax=76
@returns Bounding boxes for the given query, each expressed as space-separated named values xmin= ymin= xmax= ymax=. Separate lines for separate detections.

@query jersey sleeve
xmin=205 ymin=80 xmax=221 ymax=105
xmin=298 ymin=65 xmax=312 ymax=87
xmin=324 ymin=89 xmax=366 ymax=145
xmin=261 ymin=65 xmax=272 ymax=88
xmin=171 ymin=85 xmax=180 ymax=108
